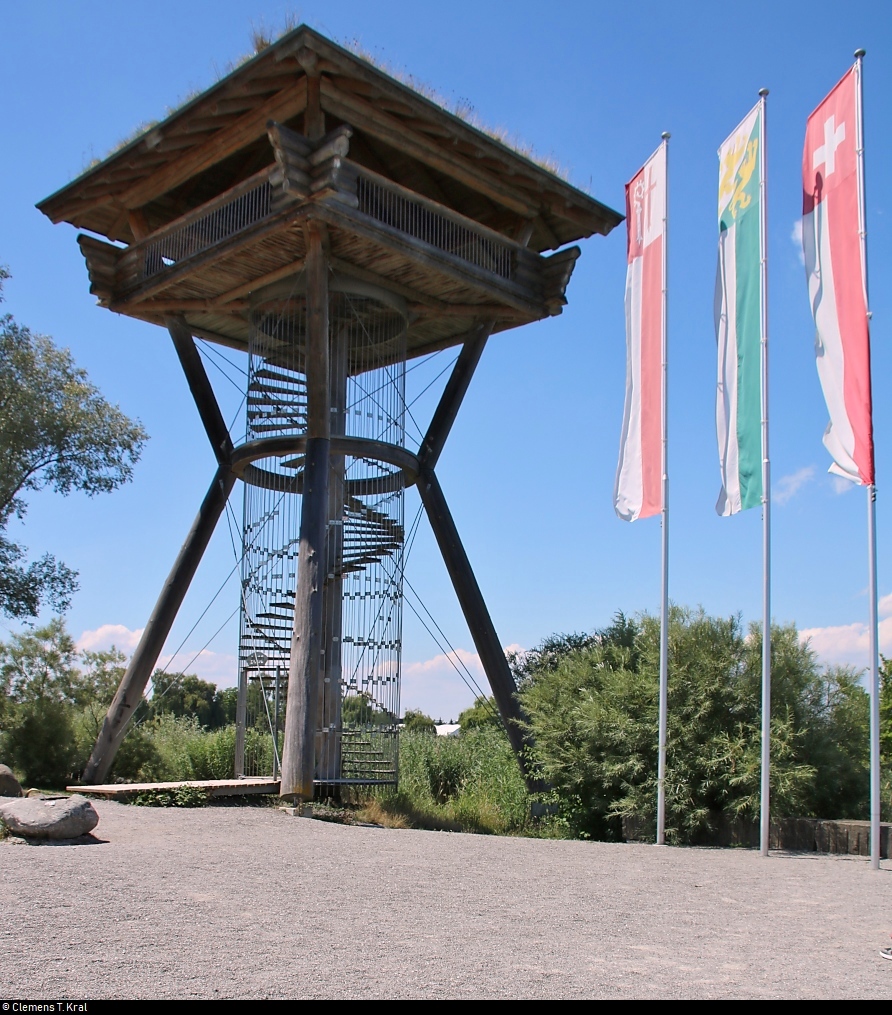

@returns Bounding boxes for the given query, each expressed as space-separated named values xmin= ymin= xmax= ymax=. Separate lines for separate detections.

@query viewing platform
xmin=76 ymin=125 xmax=583 ymax=361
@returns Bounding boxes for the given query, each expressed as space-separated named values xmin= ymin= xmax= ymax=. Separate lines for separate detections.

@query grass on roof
xmin=87 ymin=17 xmax=574 ymax=186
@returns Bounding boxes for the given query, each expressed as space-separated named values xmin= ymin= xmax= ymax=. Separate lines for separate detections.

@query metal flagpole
xmin=656 ymin=132 xmax=670 ymax=846
xmin=853 ymin=48 xmax=880 ymax=870
xmin=758 ymin=89 xmax=772 ymax=858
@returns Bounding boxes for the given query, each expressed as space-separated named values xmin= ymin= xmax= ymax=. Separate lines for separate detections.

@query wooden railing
xmin=115 ymin=148 xmax=538 ymax=299
xmin=352 ymin=166 xmax=517 ymax=280
xmin=117 ymin=167 xmax=276 ymax=291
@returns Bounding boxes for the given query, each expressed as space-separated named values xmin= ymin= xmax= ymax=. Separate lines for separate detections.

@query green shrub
xmin=4 ymin=698 xmax=79 ymax=788
xmin=131 ymin=784 xmax=209 ymax=807
xmin=374 ymin=726 xmax=533 ymax=835
xmin=518 ymin=608 xmax=873 ymax=842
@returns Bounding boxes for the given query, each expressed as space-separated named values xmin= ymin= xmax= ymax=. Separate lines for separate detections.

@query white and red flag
xmin=615 ymin=144 xmax=666 ymax=521
xmin=802 ymin=67 xmax=873 ymax=485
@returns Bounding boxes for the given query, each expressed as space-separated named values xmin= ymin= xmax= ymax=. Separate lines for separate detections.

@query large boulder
xmin=0 ymin=764 xmax=23 ymax=798
xmin=0 ymin=794 xmax=99 ymax=840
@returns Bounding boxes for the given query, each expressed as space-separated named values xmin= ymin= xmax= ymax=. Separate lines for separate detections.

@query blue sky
xmin=1 ymin=1 xmax=890 ymax=720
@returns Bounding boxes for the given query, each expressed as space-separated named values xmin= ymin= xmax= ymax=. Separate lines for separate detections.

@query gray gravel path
xmin=2 ymin=800 xmax=891 ymax=999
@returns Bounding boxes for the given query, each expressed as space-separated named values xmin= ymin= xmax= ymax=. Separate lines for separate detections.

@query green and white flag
xmin=715 ymin=104 xmax=763 ymax=515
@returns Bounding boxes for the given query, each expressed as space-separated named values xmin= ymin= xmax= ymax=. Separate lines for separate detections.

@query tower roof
xmin=38 ymin=25 xmax=621 ymax=252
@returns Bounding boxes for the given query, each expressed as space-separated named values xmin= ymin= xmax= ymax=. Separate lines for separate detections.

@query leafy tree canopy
xmin=402 ymin=709 xmax=437 ymax=734
xmin=0 ymin=266 xmax=148 ymax=618
xmin=519 ymin=607 xmax=873 ymax=842
xmin=457 ymin=695 xmax=502 ymax=731
xmin=0 ymin=619 xmax=137 ymax=786
xmin=342 ymin=692 xmax=395 ymax=727
xmin=148 ymin=671 xmax=227 ymax=730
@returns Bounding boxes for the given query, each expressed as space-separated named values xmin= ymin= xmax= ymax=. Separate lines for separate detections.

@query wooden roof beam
xmin=319 ymin=78 xmax=537 ymax=218
xmin=301 ymin=32 xmax=616 ymax=215
xmin=217 ymin=259 xmax=308 ymax=305
xmin=117 ymin=78 xmax=307 ymax=211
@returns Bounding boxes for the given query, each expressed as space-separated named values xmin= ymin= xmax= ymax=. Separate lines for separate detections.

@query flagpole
xmin=758 ymin=88 xmax=772 ymax=858
xmin=853 ymin=48 xmax=880 ymax=870
xmin=656 ymin=132 xmax=670 ymax=847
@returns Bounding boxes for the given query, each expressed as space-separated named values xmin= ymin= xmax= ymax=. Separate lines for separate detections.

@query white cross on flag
xmin=802 ymin=67 xmax=873 ymax=485
xmin=615 ymin=144 xmax=666 ymax=521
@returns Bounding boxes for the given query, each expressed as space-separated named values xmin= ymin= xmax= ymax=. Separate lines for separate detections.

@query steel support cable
xmin=402 ymin=570 xmax=493 ymax=701
xmin=400 ymin=354 xmax=459 ymax=447
xmin=193 ymin=341 xmax=247 ymax=440
xmin=341 ymin=291 xmax=410 ymax=441
xmin=195 ymin=341 xmax=248 ymax=396
xmin=131 ymin=602 xmax=242 ymax=731
xmin=401 ymin=588 xmax=497 ymax=720
xmin=195 ymin=338 xmax=249 ymax=379
xmin=348 ymin=551 xmax=403 ymax=714
xmin=133 ymin=485 xmax=290 ymax=716
xmin=256 ymin=671 xmax=281 ymax=768
xmin=341 ymin=348 xmax=452 ymax=446
xmin=405 ymin=354 xmax=459 ymax=411
xmin=227 ymin=497 xmax=296 ymax=660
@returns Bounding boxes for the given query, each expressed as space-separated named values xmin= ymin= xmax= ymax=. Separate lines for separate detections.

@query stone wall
xmin=622 ymin=814 xmax=892 ymax=857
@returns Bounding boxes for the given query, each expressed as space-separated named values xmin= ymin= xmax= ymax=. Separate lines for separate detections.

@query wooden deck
xmin=67 ymin=778 xmax=281 ymax=799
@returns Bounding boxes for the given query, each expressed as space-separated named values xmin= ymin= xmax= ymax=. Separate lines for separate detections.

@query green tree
xmin=0 ymin=618 xmax=83 ymax=786
xmin=342 ymin=692 xmax=394 ymax=726
xmin=519 ymin=607 xmax=867 ymax=842
xmin=0 ymin=620 xmax=160 ymax=786
xmin=402 ymin=709 xmax=437 ymax=734
xmin=147 ymin=671 xmax=226 ymax=729
xmin=217 ymin=681 xmax=272 ymax=728
xmin=457 ymin=695 xmax=502 ymax=731
xmin=0 ymin=266 xmax=148 ymax=618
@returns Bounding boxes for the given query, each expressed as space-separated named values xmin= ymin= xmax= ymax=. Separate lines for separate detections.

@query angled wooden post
xmin=418 ymin=323 xmax=493 ymax=471
xmin=280 ymin=223 xmax=330 ymax=800
xmin=415 ymin=467 xmax=541 ymax=790
xmin=82 ymin=465 xmax=236 ymax=783
xmin=166 ymin=316 xmax=234 ymax=465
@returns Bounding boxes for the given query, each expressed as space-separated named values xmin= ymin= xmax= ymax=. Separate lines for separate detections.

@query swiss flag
xmin=802 ymin=67 xmax=873 ymax=485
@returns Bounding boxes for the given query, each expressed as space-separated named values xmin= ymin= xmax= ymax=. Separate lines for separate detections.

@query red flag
xmin=615 ymin=145 xmax=666 ymax=521
xmin=802 ymin=67 xmax=873 ymax=485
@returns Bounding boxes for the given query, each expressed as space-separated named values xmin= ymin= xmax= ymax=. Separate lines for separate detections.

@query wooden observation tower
xmin=38 ymin=26 xmax=622 ymax=800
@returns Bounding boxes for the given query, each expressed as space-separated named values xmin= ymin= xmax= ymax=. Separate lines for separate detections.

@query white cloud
xmin=799 ymin=596 xmax=892 ymax=669
xmin=76 ymin=623 xmax=239 ymax=688
xmin=401 ymin=648 xmax=484 ymax=721
xmin=774 ymin=466 xmax=815 ymax=506
xmin=791 ymin=219 xmax=804 ymax=265
xmin=401 ymin=645 xmax=523 ymax=722
xmin=77 ymin=623 xmax=143 ymax=653
xmin=161 ymin=648 xmax=239 ymax=688
xmin=77 ymin=625 xmax=526 ymax=714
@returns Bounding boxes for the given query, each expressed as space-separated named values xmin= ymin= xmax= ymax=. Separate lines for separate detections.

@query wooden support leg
xmin=280 ymin=222 xmax=330 ymax=801
xmin=418 ymin=323 xmax=493 ymax=471
xmin=416 ymin=467 xmax=541 ymax=791
xmin=165 ymin=316 xmax=234 ymax=466
xmin=280 ymin=437 xmax=330 ymax=799
xmin=317 ymin=321 xmax=348 ymax=788
xmin=82 ymin=466 xmax=236 ymax=784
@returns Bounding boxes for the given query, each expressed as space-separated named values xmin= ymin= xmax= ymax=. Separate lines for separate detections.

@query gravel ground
xmin=2 ymin=799 xmax=891 ymax=999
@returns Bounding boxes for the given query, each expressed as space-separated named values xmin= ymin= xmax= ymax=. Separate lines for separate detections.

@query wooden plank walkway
xmin=66 ymin=778 xmax=280 ymax=799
